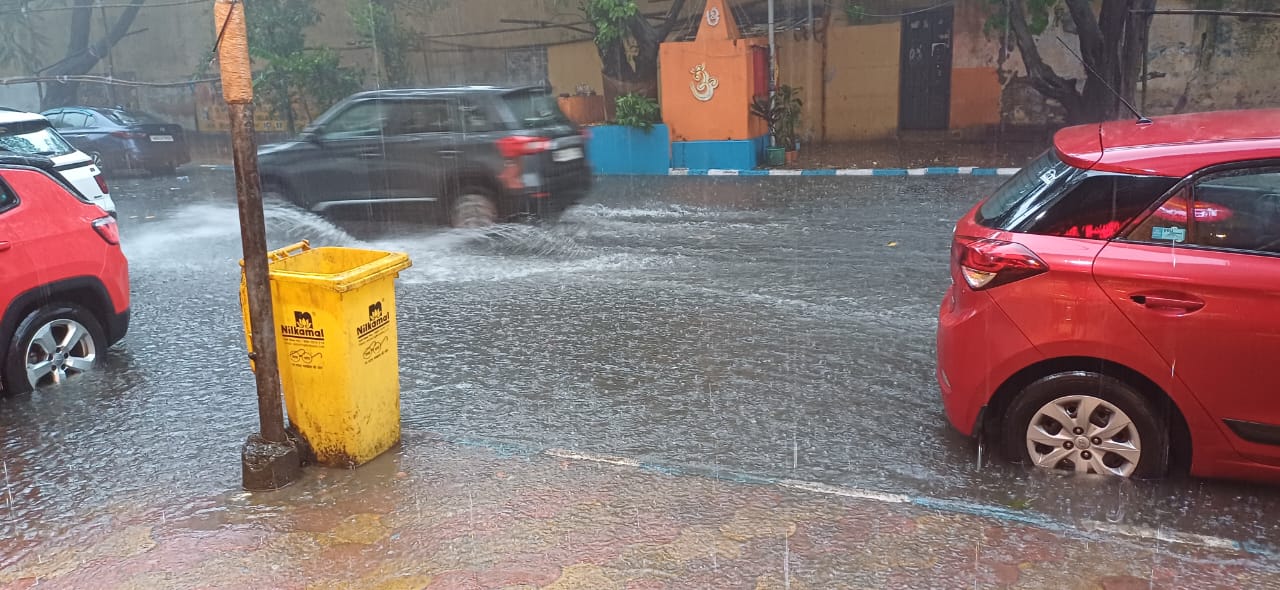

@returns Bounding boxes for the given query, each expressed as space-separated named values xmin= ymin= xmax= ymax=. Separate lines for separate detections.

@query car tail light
xmin=111 ymin=131 xmax=146 ymax=139
xmin=953 ymin=237 xmax=1047 ymax=290
xmin=496 ymin=135 xmax=551 ymax=159
xmin=93 ymin=216 xmax=120 ymax=245
xmin=94 ymin=172 xmax=109 ymax=195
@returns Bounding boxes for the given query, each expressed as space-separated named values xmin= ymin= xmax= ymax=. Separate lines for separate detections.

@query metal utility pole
xmin=213 ymin=0 xmax=301 ymax=491
xmin=768 ymin=0 xmax=777 ymax=147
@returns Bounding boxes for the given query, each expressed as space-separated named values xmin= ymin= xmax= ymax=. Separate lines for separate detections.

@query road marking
xmin=1081 ymin=520 xmax=1242 ymax=551
xmin=996 ymin=167 xmax=1022 ymax=176
xmin=776 ymin=479 xmax=910 ymax=503
xmin=544 ymin=448 xmax=642 ymax=467
xmin=435 ymin=434 xmax=1273 ymax=558
xmin=707 ymin=169 xmax=740 ymax=176
xmin=836 ymin=169 xmax=873 ymax=176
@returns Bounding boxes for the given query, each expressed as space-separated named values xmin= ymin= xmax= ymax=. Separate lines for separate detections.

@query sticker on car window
xmin=1152 ymin=226 xmax=1187 ymax=242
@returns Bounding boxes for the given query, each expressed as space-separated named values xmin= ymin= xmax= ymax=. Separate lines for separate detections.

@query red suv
xmin=938 ymin=109 xmax=1280 ymax=483
xmin=0 ymin=154 xmax=130 ymax=394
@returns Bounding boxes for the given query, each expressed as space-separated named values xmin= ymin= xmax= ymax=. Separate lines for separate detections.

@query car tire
xmin=2 ymin=304 xmax=106 ymax=395
xmin=450 ymin=187 xmax=498 ymax=229
xmin=1002 ymin=371 xmax=1169 ymax=479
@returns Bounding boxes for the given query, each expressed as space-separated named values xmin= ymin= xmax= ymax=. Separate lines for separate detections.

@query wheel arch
xmin=1 ymin=276 xmax=119 ymax=368
xmin=983 ymin=356 xmax=1194 ymax=473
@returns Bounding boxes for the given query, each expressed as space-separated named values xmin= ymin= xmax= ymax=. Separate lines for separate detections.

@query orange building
xmin=659 ymin=0 xmax=770 ymax=169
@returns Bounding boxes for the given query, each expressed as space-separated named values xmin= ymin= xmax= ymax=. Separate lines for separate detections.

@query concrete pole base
xmin=241 ymin=433 xmax=302 ymax=491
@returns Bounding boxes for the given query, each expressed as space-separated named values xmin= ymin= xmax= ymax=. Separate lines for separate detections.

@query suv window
xmin=501 ymin=88 xmax=570 ymax=129
xmin=0 ymin=119 xmax=77 ymax=157
xmin=384 ymin=100 xmax=453 ymax=135
xmin=323 ymin=102 xmax=386 ymax=138
xmin=459 ymin=100 xmax=496 ymax=133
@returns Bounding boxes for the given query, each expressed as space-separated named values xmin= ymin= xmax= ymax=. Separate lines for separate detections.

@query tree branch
xmin=1062 ymin=0 xmax=1104 ymax=65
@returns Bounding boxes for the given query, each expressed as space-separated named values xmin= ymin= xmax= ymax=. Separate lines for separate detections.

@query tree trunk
xmin=1008 ymin=0 xmax=1155 ymax=125
xmin=41 ymin=0 xmax=146 ymax=109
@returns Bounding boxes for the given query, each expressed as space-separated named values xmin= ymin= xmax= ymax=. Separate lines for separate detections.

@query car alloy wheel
xmin=25 ymin=318 xmax=97 ymax=388
xmin=1025 ymin=395 xmax=1141 ymax=476
xmin=451 ymin=191 xmax=497 ymax=229
xmin=1003 ymin=371 xmax=1168 ymax=479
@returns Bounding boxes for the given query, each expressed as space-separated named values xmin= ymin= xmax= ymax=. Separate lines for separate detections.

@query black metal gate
xmin=899 ymin=6 xmax=954 ymax=130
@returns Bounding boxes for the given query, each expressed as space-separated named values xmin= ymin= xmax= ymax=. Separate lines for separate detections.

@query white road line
xmin=1081 ymin=521 xmax=1241 ymax=551
xmin=836 ymin=169 xmax=874 ymax=176
xmin=776 ymin=479 xmax=911 ymax=504
xmin=996 ymin=167 xmax=1022 ymax=176
xmin=907 ymin=168 xmax=929 ymax=176
xmin=770 ymin=169 xmax=803 ymax=176
xmin=537 ymin=444 xmax=1257 ymax=555
xmin=707 ymin=169 xmax=740 ymax=176
xmin=544 ymin=448 xmax=642 ymax=468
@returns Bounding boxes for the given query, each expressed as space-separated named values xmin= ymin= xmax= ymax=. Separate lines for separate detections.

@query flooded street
xmin=3 ymin=171 xmax=1280 ymax=583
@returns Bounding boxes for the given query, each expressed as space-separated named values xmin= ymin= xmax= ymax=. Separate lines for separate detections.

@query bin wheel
xmin=450 ymin=188 xmax=497 ymax=229
xmin=2 ymin=303 xmax=106 ymax=395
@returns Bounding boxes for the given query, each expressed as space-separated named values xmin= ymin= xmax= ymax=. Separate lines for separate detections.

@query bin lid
xmin=244 ymin=241 xmax=412 ymax=293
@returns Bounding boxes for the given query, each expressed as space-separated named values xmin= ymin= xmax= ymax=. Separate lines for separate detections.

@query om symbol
xmin=706 ymin=7 xmax=721 ymax=27
xmin=690 ymin=64 xmax=719 ymax=102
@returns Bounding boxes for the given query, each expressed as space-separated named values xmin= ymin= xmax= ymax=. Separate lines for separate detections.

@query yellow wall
xmin=548 ymin=42 xmax=605 ymax=96
xmin=823 ymin=23 xmax=901 ymax=141
xmin=776 ymin=36 xmax=825 ymax=143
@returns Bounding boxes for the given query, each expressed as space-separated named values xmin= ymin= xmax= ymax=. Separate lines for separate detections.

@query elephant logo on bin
xmin=358 ymin=300 xmax=391 ymax=342
xmin=295 ymin=311 xmax=314 ymax=329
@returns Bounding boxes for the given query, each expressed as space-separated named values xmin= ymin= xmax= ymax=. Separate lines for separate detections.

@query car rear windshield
xmin=974 ymin=150 xmax=1178 ymax=239
xmin=0 ymin=119 xmax=76 ymax=157
xmin=502 ymin=89 xmax=571 ymax=129
xmin=101 ymin=109 xmax=164 ymax=126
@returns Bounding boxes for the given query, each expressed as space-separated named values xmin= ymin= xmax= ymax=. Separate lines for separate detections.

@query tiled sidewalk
xmin=2 ymin=435 xmax=1275 ymax=589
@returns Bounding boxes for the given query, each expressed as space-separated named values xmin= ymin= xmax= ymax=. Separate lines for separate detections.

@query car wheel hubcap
xmin=1025 ymin=395 xmax=1141 ymax=477
xmin=452 ymin=194 xmax=496 ymax=229
xmin=25 ymin=319 xmax=97 ymax=388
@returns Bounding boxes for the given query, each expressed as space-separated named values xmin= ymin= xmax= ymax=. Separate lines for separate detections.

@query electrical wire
xmin=0 ymin=0 xmax=204 ymax=17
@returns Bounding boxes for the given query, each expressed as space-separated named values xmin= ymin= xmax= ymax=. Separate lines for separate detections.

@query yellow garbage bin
xmin=240 ymin=240 xmax=412 ymax=468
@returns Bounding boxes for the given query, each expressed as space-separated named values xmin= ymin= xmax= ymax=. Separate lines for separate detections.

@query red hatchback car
xmin=938 ymin=109 xmax=1280 ymax=483
xmin=0 ymin=154 xmax=129 ymax=394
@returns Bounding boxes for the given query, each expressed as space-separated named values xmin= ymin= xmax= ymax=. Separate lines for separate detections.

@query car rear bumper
xmin=106 ymin=307 xmax=130 ymax=346
xmin=510 ymin=169 xmax=592 ymax=220
xmin=937 ymin=282 xmax=1041 ymax=437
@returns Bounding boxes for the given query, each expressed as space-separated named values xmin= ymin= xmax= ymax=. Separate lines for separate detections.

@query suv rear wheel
xmin=2 ymin=303 xmax=105 ymax=394
xmin=1002 ymin=371 xmax=1169 ymax=478
xmin=451 ymin=187 xmax=498 ymax=228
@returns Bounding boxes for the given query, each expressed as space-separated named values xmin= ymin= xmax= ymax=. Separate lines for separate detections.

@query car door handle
xmin=437 ymin=149 xmax=460 ymax=157
xmin=1130 ymin=292 xmax=1205 ymax=313
xmin=356 ymin=151 xmax=381 ymax=160
xmin=0 ymin=241 xmax=9 ymax=252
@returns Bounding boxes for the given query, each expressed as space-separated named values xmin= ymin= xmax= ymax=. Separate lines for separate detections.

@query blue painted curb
xmin=671 ymin=166 xmax=1021 ymax=177
xmin=197 ymin=164 xmax=1021 ymax=177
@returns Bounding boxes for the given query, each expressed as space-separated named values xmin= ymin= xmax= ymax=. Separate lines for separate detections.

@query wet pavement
xmin=3 ymin=170 xmax=1280 ymax=587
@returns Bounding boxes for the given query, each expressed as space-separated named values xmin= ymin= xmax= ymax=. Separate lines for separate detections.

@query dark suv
xmin=257 ymin=86 xmax=592 ymax=227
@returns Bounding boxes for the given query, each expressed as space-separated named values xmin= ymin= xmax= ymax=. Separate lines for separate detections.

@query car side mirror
xmin=303 ymin=128 xmax=324 ymax=145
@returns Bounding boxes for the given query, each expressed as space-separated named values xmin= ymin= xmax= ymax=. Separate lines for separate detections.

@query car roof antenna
xmin=1055 ymin=37 xmax=1152 ymax=125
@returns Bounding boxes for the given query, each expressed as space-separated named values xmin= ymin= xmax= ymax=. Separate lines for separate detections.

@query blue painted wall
xmin=671 ymin=135 xmax=768 ymax=170
xmin=587 ymin=124 xmax=671 ymax=175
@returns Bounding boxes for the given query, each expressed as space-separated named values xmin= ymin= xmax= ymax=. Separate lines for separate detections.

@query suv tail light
xmin=111 ymin=131 xmax=146 ymax=139
xmin=953 ymin=237 xmax=1047 ymax=290
xmin=94 ymin=172 xmax=109 ymax=195
xmin=496 ymin=135 xmax=551 ymax=159
xmin=93 ymin=216 xmax=120 ymax=245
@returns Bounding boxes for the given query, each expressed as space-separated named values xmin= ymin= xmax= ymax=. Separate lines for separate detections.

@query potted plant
xmin=750 ymin=85 xmax=804 ymax=166
xmin=775 ymin=85 xmax=804 ymax=164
